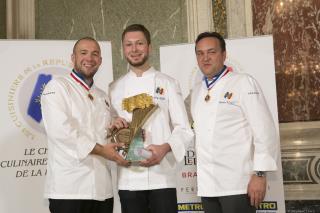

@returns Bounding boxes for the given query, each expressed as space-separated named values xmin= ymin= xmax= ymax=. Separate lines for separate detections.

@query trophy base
xmin=125 ymin=129 xmax=146 ymax=162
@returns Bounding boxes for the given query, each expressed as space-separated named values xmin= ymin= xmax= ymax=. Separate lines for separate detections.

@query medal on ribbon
xmin=204 ymin=66 xmax=231 ymax=102
xmin=70 ymin=70 xmax=94 ymax=101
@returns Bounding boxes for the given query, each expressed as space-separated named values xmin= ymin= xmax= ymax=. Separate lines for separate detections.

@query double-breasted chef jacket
xmin=41 ymin=72 xmax=113 ymax=200
xmin=109 ymin=67 xmax=194 ymax=190
xmin=190 ymin=68 xmax=278 ymax=197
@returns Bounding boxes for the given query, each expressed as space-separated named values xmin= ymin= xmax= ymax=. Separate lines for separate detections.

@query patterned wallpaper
xmin=35 ymin=0 xmax=188 ymax=79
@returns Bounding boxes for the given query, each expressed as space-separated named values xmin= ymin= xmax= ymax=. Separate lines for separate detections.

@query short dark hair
xmin=195 ymin=32 xmax=226 ymax=52
xmin=122 ymin=24 xmax=151 ymax=44
xmin=73 ymin=37 xmax=99 ymax=53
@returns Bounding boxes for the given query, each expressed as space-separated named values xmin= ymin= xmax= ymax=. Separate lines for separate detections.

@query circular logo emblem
xmin=7 ymin=60 xmax=71 ymax=140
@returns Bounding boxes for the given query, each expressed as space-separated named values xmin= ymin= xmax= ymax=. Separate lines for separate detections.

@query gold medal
xmin=205 ymin=94 xmax=210 ymax=102
xmin=205 ymin=88 xmax=212 ymax=102
xmin=88 ymin=93 xmax=94 ymax=101
xmin=203 ymin=66 xmax=231 ymax=103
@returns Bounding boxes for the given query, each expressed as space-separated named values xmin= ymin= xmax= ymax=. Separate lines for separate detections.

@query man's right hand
xmin=91 ymin=143 xmax=130 ymax=166
xmin=103 ymin=143 xmax=130 ymax=166
xmin=109 ymin=117 xmax=128 ymax=130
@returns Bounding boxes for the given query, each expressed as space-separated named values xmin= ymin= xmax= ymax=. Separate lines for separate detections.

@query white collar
xmin=128 ymin=66 xmax=156 ymax=77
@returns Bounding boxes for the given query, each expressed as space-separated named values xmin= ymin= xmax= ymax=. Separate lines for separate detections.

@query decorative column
xmin=225 ymin=0 xmax=253 ymax=38
xmin=186 ymin=0 xmax=213 ymax=43
xmin=6 ymin=0 xmax=35 ymax=39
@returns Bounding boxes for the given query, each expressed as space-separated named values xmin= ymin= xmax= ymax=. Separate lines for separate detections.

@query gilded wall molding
xmin=211 ymin=0 xmax=227 ymax=37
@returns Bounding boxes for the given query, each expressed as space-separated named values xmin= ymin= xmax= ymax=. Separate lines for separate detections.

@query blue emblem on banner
xmin=27 ymin=73 xmax=52 ymax=123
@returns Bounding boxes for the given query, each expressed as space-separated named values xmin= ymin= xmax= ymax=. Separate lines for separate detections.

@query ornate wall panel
xmin=36 ymin=0 xmax=188 ymax=79
xmin=252 ymin=0 xmax=320 ymax=122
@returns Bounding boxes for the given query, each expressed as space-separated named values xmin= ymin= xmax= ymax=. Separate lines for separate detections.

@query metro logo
xmin=257 ymin=201 xmax=278 ymax=210
xmin=178 ymin=203 xmax=203 ymax=212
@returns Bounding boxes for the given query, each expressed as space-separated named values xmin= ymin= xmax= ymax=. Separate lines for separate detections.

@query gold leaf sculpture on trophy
xmin=110 ymin=93 xmax=158 ymax=162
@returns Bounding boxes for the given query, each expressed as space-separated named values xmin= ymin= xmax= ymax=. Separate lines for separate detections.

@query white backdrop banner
xmin=0 ymin=40 xmax=116 ymax=213
xmin=160 ymin=35 xmax=286 ymax=213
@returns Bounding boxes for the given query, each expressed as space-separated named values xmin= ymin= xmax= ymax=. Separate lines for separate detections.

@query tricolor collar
xmin=203 ymin=65 xmax=231 ymax=90
xmin=70 ymin=69 xmax=93 ymax=90
xmin=70 ymin=70 xmax=95 ymax=101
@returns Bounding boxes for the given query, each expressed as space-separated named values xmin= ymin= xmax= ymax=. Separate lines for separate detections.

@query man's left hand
xmin=247 ymin=174 xmax=267 ymax=208
xmin=139 ymin=143 xmax=171 ymax=167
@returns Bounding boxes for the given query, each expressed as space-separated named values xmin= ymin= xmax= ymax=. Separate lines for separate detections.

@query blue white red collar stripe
xmin=70 ymin=71 xmax=90 ymax=91
xmin=204 ymin=66 xmax=232 ymax=90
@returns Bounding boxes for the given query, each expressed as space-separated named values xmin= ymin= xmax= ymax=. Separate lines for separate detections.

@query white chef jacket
xmin=41 ymin=73 xmax=113 ymax=200
xmin=109 ymin=67 xmax=193 ymax=190
xmin=190 ymin=70 xmax=278 ymax=197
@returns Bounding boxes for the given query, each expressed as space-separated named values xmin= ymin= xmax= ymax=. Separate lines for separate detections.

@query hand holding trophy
xmin=109 ymin=93 xmax=158 ymax=162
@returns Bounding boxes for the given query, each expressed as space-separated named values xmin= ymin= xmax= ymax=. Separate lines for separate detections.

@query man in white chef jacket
xmin=109 ymin=24 xmax=194 ymax=213
xmin=190 ymin=32 xmax=278 ymax=213
xmin=41 ymin=37 xmax=129 ymax=213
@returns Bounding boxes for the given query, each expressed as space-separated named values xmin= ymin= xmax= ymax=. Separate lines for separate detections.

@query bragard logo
xmin=224 ymin=91 xmax=233 ymax=100
xmin=7 ymin=59 xmax=71 ymax=140
xmin=155 ymin=87 xmax=165 ymax=95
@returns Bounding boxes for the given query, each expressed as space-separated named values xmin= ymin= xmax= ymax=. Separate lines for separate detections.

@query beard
xmin=74 ymin=64 xmax=98 ymax=79
xmin=126 ymin=54 xmax=149 ymax=67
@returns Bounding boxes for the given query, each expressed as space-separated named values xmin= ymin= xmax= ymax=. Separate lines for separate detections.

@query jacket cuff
xmin=253 ymin=153 xmax=278 ymax=171
xmin=77 ymin=140 xmax=96 ymax=161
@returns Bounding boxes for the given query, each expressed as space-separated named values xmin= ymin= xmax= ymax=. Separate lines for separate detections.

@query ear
xmin=148 ymin=44 xmax=152 ymax=53
xmin=222 ymin=51 xmax=226 ymax=61
xmin=98 ymin=56 xmax=102 ymax=66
